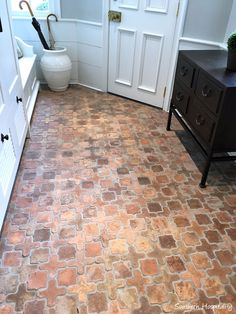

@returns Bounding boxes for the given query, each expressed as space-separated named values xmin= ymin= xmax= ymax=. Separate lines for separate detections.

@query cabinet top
xmin=179 ymin=50 xmax=236 ymax=88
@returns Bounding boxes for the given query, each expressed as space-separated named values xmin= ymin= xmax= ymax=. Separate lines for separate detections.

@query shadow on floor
xmin=175 ymin=129 xmax=236 ymax=187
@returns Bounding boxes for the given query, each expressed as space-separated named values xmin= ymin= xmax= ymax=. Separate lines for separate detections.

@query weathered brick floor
xmin=0 ymin=86 xmax=236 ymax=314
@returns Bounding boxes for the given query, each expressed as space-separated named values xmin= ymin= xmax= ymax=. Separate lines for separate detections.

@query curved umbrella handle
xmin=19 ymin=1 xmax=34 ymax=17
xmin=47 ymin=14 xmax=58 ymax=50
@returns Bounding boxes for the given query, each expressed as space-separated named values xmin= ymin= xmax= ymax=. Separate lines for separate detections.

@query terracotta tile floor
xmin=0 ymin=86 xmax=236 ymax=314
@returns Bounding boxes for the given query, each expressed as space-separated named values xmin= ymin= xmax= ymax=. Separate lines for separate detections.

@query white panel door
xmin=108 ymin=0 xmax=179 ymax=107
xmin=0 ymin=0 xmax=27 ymax=158
xmin=0 ymin=0 xmax=26 ymax=229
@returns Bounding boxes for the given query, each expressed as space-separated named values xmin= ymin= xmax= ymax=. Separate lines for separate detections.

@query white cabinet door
xmin=0 ymin=0 xmax=27 ymax=229
xmin=0 ymin=125 xmax=17 ymax=227
xmin=108 ymin=0 xmax=179 ymax=108
xmin=0 ymin=86 xmax=14 ymax=227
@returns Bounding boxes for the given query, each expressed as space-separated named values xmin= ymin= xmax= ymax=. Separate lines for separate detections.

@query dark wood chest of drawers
xmin=167 ymin=50 xmax=236 ymax=187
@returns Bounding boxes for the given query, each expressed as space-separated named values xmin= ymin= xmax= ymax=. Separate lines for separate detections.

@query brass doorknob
xmin=108 ymin=10 xmax=122 ymax=22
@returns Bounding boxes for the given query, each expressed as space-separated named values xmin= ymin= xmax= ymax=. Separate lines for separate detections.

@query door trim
xmin=103 ymin=0 xmax=110 ymax=92
xmin=162 ymin=0 xmax=189 ymax=111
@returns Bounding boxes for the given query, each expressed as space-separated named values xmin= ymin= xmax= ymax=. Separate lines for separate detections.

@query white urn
xmin=40 ymin=47 xmax=72 ymax=92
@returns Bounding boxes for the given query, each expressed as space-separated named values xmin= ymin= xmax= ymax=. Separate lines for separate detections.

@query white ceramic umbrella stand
xmin=41 ymin=47 xmax=72 ymax=92
xmin=40 ymin=14 xmax=72 ymax=92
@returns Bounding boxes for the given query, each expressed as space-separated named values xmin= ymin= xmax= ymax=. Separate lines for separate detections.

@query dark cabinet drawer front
xmin=187 ymin=98 xmax=215 ymax=143
xmin=172 ymin=82 xmax=189 ymax=114
xmin=176 ymin=57 xmax=194 ymax=87
xmin=196 ymin=71 xmax=223 ymax=114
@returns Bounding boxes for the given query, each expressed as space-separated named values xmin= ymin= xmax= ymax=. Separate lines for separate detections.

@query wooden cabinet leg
xmin=166 ymin=106 xmax=173 ymax=131
xmin=199 ymin=152 xmax=213 ymax=188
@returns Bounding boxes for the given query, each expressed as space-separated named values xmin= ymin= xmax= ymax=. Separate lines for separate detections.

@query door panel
xmin=145 ymin=0 xmax=169 ymax=12
xmin=138 ymin=33 xmax=163 ymax=93
xmin=115 ymin=28 xmax=136 ymax=86
xmin=119 ymin=0 xmax=139 ymax=10
xmin=108 ymin=0 xmax=178 ymax=107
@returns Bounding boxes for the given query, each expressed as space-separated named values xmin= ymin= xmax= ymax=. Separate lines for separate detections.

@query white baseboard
xmin=40 ymin=81 xmax=104 ymax=93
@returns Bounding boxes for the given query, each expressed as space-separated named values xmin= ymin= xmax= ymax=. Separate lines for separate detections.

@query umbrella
xmin=19 ymin=0 xmax=49 ymax=50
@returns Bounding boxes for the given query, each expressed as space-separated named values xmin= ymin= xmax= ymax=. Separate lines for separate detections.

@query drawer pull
xmin=201 ymin=85 xmax=212 ymax=97
xmin=176 ymin=92 xmax=184 ymax=102
xmin=180 ymin=66 xmax=188 ymax=77
xmin=195 ymin=114 xmax=205 ymax=126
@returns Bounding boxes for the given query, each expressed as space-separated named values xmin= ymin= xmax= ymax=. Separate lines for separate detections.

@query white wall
xmin=224 ymin=0 xmax=236 ymax=42
xmin=60 ymin=0 xmax=103 ymax=22
xmin=179 ymin=0 xmax=234 ymax=51
xmin=183 ymin=0 xmax=233 ymax=42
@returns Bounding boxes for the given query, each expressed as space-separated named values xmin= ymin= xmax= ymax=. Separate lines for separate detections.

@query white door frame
xmin=163 ymin=0 xmax=189 ymax=111
xmin=103 ymin=0 xmax=189 ymax=111
xmin=102 ymin=0 xmax=110 ymax=93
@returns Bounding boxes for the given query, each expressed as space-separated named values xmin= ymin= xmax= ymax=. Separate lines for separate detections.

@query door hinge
xmin=163 ymin=86 xmax=167 ymax=98
xmin=176 ymin=0 xmax=180 ymax=17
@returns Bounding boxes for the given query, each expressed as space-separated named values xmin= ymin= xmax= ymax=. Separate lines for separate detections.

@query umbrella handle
xmin=47 ymin=14 xmax=58 ymax=34
xmin=47 ymin=14 xmax=58 ymax=50
xmin=19 ymin=1 xmax=34 ymax=17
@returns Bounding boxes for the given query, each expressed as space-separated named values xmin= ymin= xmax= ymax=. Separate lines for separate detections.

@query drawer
xmin=195 ymin=71 xmax=223 ymax=114
xmin=172 ymin=81 xmax=189 ymax=115
xmin=176 ymin=57 xmax=195 ymax=88
xmin=187 ymin=98 xmax=215 ymax=143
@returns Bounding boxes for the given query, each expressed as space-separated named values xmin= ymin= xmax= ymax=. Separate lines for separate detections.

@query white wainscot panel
xmin=0 ymin=131 xmax=16 ymax=195
xmin=138 ymin=33 xmax=163 ymax=93
xmin=78 ymin=62 xmax=104 ymax=91
xmin=77 ymin=44 xmax=103 ymax=67
xmin=55 ymin=42 xmax=77 ymax=61
xmin=115 ymin=28 xmax=136 ymax=87
xmin=145 ymin=0 xmax=169 ymax=13
xmin=119 ymin=0 xmax=139 ymax=10
xmin=70 ymin=62 xmax=79 ymax=83
xmin=77 ymin=23 xmax=103 ymax=47
xmin=47 ymin=21 xmax=77 ymax=42
xmin=14 ymin=103 xmax=26 ymax=145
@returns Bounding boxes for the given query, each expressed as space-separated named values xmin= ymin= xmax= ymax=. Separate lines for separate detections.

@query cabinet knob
xmin=176 ymin=92 xmax=184 ymax=102
xmin=16 ymin=96 xmax=23 ymax=104
xmin=1 ymin=133 xmax=9 ymax=143
xmin=180 ymin=66 xmax=188 ymax=77
xmin=195 ymin=114 xmax=205 ymax=126
xmin=201 ymin=85 xmax=211 ymax=97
